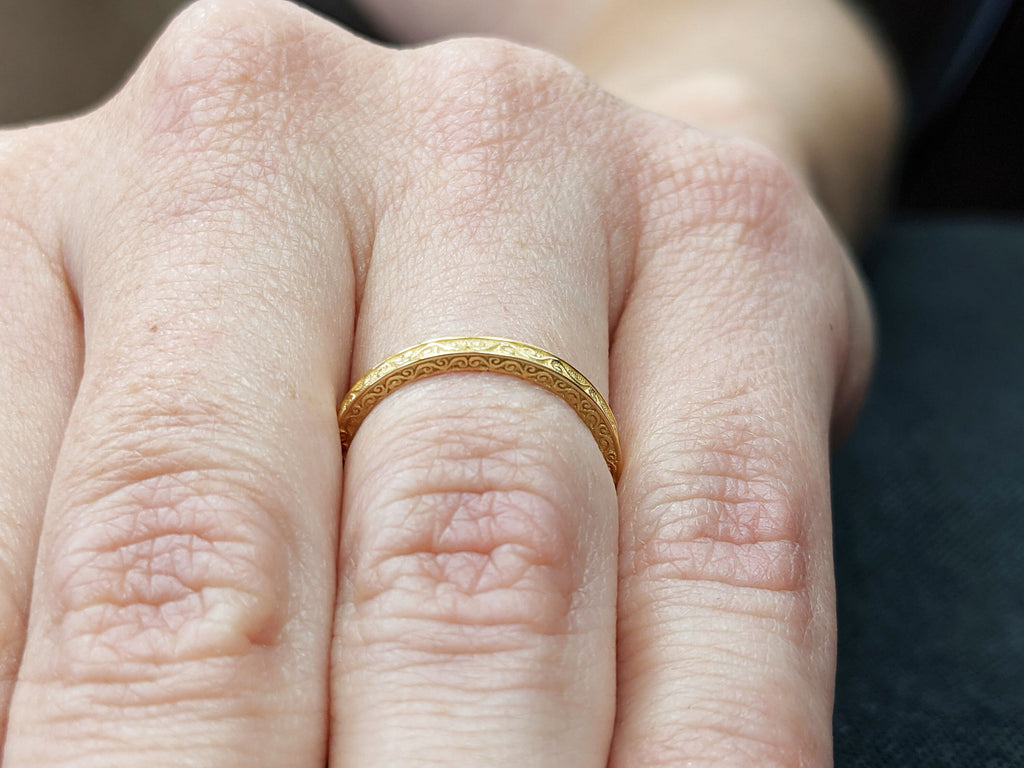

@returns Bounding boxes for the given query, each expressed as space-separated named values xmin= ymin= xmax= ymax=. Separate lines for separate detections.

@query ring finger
xmin=329 ymin=39 xmax=628 ymax=767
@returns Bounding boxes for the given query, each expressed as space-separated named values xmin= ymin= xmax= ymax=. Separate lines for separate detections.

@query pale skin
xmin=0 ymin=0 xmax=899 ymax=765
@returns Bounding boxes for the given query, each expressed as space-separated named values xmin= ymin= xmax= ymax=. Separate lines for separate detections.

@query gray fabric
xmin=833 ymin=218 xmax=1024 ymax=766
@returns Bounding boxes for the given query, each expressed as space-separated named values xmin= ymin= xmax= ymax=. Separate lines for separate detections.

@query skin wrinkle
xmin=621 ymin=479 xmax=814 ymax=630
xmin=339 ymin=375 xmax=604 ymax=670
xmin=5 ymin=689 xmax=314 ymax=768
xmin=637 ymin=631 xmax=798 ymax=673
xmin=366 ymin=491 xmax=564 ymax=560
xmin=365 ymin=686 xmax=566 ymax=718
xmin=628 ymin=411 xmax=806 ymax=509
xmin=25 ymin=677 xmax=296 ymax=717
xmin=615 ymin=637 xmax=823 ymax=766
xmin=68 ymin=186 xmax=343 ymax=415
xmin=0 ymin=226 xmax=70 ymax=757
xmin=46 ymin=481 xmax=289 ymax=676
xmin=19 ymin=649 xmax=307 ymax=728
xmin=373 ymin=448 xmax=568 ymax=512
xmin=627 ymin=724 xmax=803 ymax=768
xmin=635 ymin=458 xmax=801 ymax=542
xmin=57 ymin=417 xmax=286 ymax=514
xmin=347 ymin=463 xmax=578 ymax=641
xmin=356 ymin=533 xmax=571 ymax=625
xmin=617 ymin=660 xmax=783 ymax=730
xmin=0 ymin=264 xmax=69 ymax=389
xmin=0 ymin=219 xmax=63 ymax=304
xmin=39 ymin=362 xmax=310 ymax=686
xmin=76 ymin=205 xmax=334 ymax=353
xmin=616 ymin=360 xmax=823 ymax=633
xmin=623 ymin=575 xmax=814 ymax=634
xmin=50 ymin=455 xmax=292 ymax=543
xmin=637 ymin=470 xmax=799 ymax=536
xmin=351 ymin=379 xmax=586 ymax=477
xmin=397 ymin=138 xmax=588 ymax=276
xmin=615 ymin=279 xmax=833 ymax=433
xmin=346 ymin=621 xmax=558 ymax=661
xmin=68 ymin=7 xmax=365 ymax=340
xmin=374 ymin=44 xmax=614 ymax=311
xmin=0 ymin=170 xmax=83 ymax=753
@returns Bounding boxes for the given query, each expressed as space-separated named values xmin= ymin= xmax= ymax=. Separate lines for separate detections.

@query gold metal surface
xmin=338 ymin=336 xmax=620 ymax=482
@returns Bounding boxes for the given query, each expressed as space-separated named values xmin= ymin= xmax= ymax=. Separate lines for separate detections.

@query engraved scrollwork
xmin=337 ymin=336 xmax=620 ymax=482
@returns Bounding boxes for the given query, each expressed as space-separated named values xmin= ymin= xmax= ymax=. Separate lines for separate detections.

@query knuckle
xmin=344 ymin=389 xmax=587 ymax=654
xmin=91 ymin=0 xmax=384 ymax=236
xmin=124 ymin=0 xmax=365 ymax=161
xmin=405 ymin=37 xmax=598 ymax=162
xmin=640 ymin=129 xmax=836 ymax=283
xmin=637 ymin=128 xmax=854 ymax=366
xmin=44 ymin=467 xmax=289 ymax=683
xmin=698 ymin=136 xmax=803 ymax=236
xmin=644 ymin=130 xmax=801 ymax=237
xmin=390 ymin=38 xmax=631 ymax=252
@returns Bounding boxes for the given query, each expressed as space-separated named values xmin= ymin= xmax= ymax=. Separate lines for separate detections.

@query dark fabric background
xmin=833 ymin=220 xmax=1024 ymax=766
xmin=857 ymin=0 xmax=1024 ymax=214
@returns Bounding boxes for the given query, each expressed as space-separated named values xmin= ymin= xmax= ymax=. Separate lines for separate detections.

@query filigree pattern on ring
xmin=337 ymin=336 xmax=620 ymax=482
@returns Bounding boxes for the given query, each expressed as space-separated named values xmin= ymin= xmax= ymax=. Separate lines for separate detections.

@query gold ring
xmin=338 ymin=336 xmax=620 ymax=482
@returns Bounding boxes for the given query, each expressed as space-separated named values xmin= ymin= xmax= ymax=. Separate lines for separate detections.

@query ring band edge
xmin=337 ymin=336 xmax=620 ymax=482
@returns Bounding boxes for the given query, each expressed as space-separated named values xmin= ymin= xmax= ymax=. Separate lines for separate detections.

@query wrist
xmin=564 ymin=0 xmax=902 ymax=240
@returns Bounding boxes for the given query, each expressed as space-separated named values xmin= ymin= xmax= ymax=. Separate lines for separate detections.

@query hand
xmin=0 ymin=0 xmax=872 ymax=764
